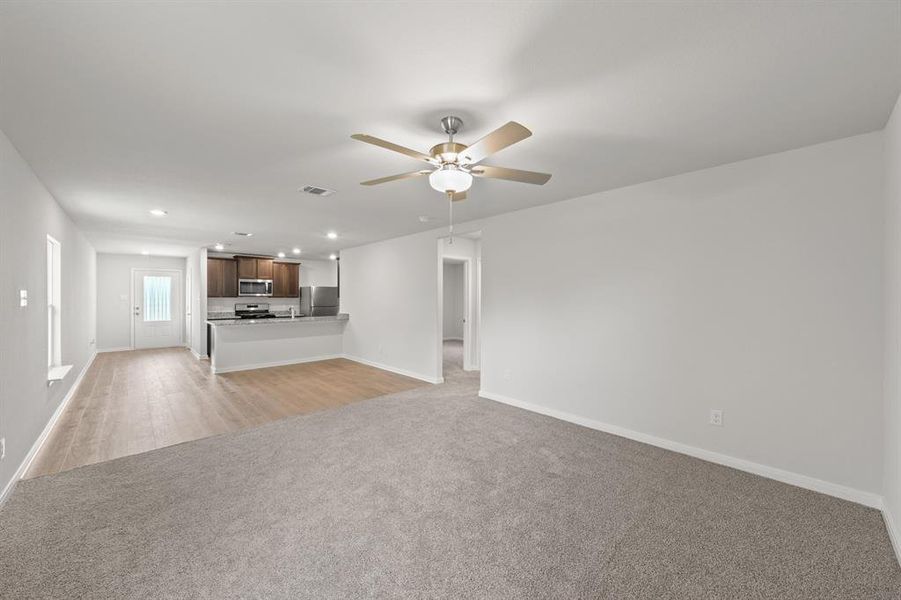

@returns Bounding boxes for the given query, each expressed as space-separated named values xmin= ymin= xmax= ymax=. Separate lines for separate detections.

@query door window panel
xmin=143 ymin=276 xmax=172 ymax=322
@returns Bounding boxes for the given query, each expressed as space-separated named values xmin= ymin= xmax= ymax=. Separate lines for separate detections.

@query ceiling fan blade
xmin=351 ymin=134 xmax=435 ymax=164
xmin=360 ymin=170 xmax=432 ymax=186
xmin=471 ymin=165 xmax=551 ymax=185
xmin=458 ymin=121 xmax=532 ymax=165
xmin=451 ymin=191 xmax=467 ymax=202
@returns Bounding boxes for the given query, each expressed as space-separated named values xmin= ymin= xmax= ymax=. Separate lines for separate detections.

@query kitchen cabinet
xmin=257 ymin=259 xmax=273 ymax=279
xmin=207 ymin=258 xmax=237 ymax=297
xmin=236 ymin=257 xmax=257 ymax=279
xmin=207 ymin=258 xmax=223 ymax=297
xmin=222 ymin=260 xmax=237 ymax=296
xmin=236 ymin=256 xmax=274 ymax=280
xmin=272 ymin=262 xmax=300 ymax=297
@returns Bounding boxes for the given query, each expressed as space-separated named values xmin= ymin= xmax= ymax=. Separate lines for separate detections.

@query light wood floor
xmin=26 ymin=348 xmax=427 ymax=479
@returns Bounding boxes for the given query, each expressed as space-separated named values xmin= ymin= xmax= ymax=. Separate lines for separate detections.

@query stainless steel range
xmin=234 ymin=303 xmax=276 ymax=319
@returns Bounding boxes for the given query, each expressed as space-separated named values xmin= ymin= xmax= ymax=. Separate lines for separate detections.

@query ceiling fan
xmin=351 ymin=116 xmax=551 ymax=202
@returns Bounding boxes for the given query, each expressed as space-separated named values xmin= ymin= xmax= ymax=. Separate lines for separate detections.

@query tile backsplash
xmin=207 ymin=297 xmax=300 ymax=314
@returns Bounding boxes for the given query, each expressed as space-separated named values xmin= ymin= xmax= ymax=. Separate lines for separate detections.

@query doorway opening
xmin=438 ymin=232 xmax=481 ymax=382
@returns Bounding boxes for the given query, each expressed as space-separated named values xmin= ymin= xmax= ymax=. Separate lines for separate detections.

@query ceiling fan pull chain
xmin=447 ymin=191 xmax=455 ymax=245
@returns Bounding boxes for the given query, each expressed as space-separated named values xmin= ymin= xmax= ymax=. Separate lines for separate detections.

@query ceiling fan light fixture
xmin=429 ymin=166 xmax=472 ymax=194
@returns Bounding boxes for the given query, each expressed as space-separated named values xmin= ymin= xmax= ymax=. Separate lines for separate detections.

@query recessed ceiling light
xmin=149 ymin=209 xmax=168 ymax=217
xmin=141 ymin=250 xmax=150 ymax=255
xmin=232 ymin=231 xmax=253 ymax=237
xmin=277 ymin=251 xmax=286 ymax=258
xmin=327 ymin=231 xmax=338 ymax=240
xmin=329 ymin=253 xmax=337 ymax=260
xmin=214 ymin=243 xmax=224 ymax=251
xmin=292 ymin=247 xmax=301 ymax=254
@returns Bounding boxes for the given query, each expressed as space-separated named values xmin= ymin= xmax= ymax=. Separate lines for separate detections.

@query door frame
xmin=131 ymin=268 xmax=185 ymax=350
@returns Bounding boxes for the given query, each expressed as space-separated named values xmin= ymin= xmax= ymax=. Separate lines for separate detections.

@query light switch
xmin=19 ymin=289 xmax=27 ymax=307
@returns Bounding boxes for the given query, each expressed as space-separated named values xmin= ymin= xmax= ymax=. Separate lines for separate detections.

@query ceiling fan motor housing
xmin=430 ymin=141 xmax=468 ymax=164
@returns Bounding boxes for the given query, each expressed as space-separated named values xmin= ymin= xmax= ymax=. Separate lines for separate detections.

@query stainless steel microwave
xmin=238 ymin=279 xmax=273 ymax=297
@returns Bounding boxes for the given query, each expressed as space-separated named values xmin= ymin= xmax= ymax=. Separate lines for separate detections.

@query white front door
xmin=133 ymin=269 xmax=183 ymax=349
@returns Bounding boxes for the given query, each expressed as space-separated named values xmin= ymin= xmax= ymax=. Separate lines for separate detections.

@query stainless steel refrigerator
xmin=300 ymin=286 xmax=339 ymax=316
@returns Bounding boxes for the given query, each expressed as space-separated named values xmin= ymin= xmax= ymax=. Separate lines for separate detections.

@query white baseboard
xmin=884 ymin=507 xmax=901 ymax=566
xmin=0 ymin=351 xmax=97 ymax=506
xmin=96 ymin=346 xmax=132 ymax=353
xmin=188 ymin=347 xmax=207 ymax=361
xmin=343 ymin=354 xmax=443 ymax=384
xmin=478 ymin=389 xmax=883 ymax=510
xmin=211 ymin=354 xmax=343 ymax=374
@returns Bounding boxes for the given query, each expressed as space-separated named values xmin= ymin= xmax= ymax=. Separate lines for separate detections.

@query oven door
xmin=238 ymin=279 xmax=273 ymax=297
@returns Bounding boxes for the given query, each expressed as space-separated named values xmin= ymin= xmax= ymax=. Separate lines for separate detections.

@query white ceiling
xmin=1 ymin=1 xmax=899 ymax=258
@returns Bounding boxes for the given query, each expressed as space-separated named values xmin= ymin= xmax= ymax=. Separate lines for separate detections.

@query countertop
xmin=207 ymin=313 xmax=349 ymax=327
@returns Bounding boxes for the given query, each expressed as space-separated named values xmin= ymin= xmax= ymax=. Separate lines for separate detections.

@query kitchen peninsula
xmin=207 ymin=314 xmax=349 ymax=373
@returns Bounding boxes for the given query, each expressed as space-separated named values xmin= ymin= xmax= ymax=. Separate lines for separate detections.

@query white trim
xmin=478 ymin=389 xmax=883 ymax=509
xmin=0 ymin=351 xmax=96 ymax=506
xmin=343 ymin=354 xmax=443 ymax=384
xmin=211 ymin=354 xmax=343 ymax=374
xmin=189 ymin=347 xmax=205 ymax=361
xmin=47 ymin=364 xmax=73 ymax=383
xmin=884 ymin=508 xmax=901 ymax=566
xmin=97 ymin=346 xmax=133 ymax=353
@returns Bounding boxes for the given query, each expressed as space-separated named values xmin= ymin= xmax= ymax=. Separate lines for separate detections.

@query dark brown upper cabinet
xmin=207 ymin=258 xmax=237 ymax=298
xmin=236 ymin=256 xmax=274 ymax=280
xmin=236 ymin=256 xmax=257 ymax=279
xmin=272 ymin=262 xmax=300 ymax=298
xmin=222 ymin=260 xmax=238 ymax=297
xmin=257 ymin=258 xmax=273 ymax=279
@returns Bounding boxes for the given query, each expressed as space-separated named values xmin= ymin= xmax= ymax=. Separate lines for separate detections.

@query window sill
xmin=47 ymin=364 xmax=73 ymax=386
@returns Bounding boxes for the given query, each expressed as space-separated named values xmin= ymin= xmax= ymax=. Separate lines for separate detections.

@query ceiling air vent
xmin=300 ymin=185 xmax=336 ymax=197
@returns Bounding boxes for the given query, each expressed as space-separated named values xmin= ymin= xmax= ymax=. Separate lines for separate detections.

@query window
xmin=143 ymin=275 xmax=172 ymax=322
xmin=47 ymin=235 xmax=61 ymax=368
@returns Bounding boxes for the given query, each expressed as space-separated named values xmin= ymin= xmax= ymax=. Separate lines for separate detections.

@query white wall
xmin=342 ymin=131 xmax=884 ymax=502
xmin=187 ymin=247 xmax=207 ymax=358
xmin=301 ymin=259 xmax=338 ymax=287
xmin=480 ymin=132 xmax=884 ymax=498
xmin=341 ymin=230 xmax=444 ymax=383
xmin=96 ymin=253 xmax=186 ymax=351
xmin=443 ymin=262 xmax=464 ymax=340
xmin=0 ymin=128 xmax=96 ymax=499
xmin=884 ymin=92 xmax=901 ymax=554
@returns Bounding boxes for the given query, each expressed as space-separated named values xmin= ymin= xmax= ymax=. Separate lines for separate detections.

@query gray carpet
xmin=1 ymin=342 xmax=899 ymax=599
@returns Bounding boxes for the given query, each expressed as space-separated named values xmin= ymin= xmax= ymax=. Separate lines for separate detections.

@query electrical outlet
xmin=0 ymin=437 xmax=5 ymax=460
xmin=709 ymin=409 xmax=723 ymax=427
xmin=19 ymin=289 xmax=27 ymax=307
